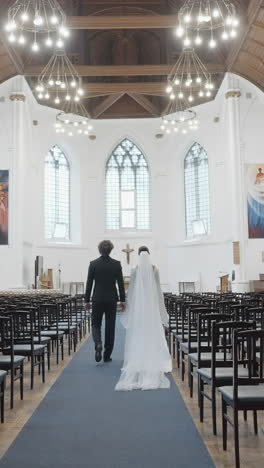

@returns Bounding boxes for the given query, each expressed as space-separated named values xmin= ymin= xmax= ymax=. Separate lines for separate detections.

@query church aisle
xmin=0 ymin=318 xmax=214 ymax=468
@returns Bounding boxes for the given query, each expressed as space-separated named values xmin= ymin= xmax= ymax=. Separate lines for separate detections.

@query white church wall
xmin=0 ymin=78 xmax=28 ymax=288
xmin=1 ymin=73 xmax=264 ymax=292
xmin=236 ymin=76 xmax=264 ymax=282
xmin=29 ymin=115 xmax=173 ymax=288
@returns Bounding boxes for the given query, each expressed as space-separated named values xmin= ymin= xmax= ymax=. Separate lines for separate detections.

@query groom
xmin=85 ymin=240 xmax=126 ymax=363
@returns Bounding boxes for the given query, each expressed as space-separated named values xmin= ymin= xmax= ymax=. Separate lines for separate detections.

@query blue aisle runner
xmin=0 ymin=317 xmax=214 ymax=468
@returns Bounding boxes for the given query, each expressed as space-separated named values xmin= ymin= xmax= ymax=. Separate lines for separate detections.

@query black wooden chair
xmin=172 ymin=301 xmax=200 ymax=371
xmin=7 ymin=310 xmax=46 ymax=390
xmin=164 ymin=295 xmax=177 ymax=355
xmin=0 ymin=315 xmax=25 ymax=408
xmin=180 ymin=306 xmax=212 ymax=382
xmin=197 ymin=320 xmax=255 ymax=435
xmin=50 ymin=301 xmax=78 ymax=356
xmin=219 ymin=329 xmax=264 ymax=468
xmin=188 ymin=313 xmax=232 ymax=398
xmin=0 ymin=369 xmax=7 ymax=423
xmin=39 ymin=303 xmax=64 ymax=364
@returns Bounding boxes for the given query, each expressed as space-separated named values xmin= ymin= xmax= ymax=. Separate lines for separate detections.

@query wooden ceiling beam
xmin=127 ymin=92 xmax=159 ymax=116
xmin=82 ymin=82 xmax=167 ymax=96
xmin=24 ymin=63 xmax=224 ymax=77
xmin=67 ymin=15 xmax=177 ymax=30
xmin=44 ymin=82 xmax=166 ymax=97
xmin=235 ymin=59 xmax=264 ymax=81
xmin=246 ymin=35 xmax=264 ymax=49
xmin=240 ymin=48 xmax=264 ymax=65
xmin=43 ymin=81 xmax=222 ymax=97
xmin=253 ymin=21 xmax=264 ymax=30
xmin=232 ymin=66 xmax=264 ymax=91
xmin=0 ymin=34 xmax=24 ymax=75
xmin=79 ymin=1 xmax=162 ymax=3
xmin=92 ymin=93 xmax=125 ymax=118
xmin=226 ymin=0 xmax=264 ymax=71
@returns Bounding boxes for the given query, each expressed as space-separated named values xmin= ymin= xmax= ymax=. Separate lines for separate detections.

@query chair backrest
xmin=233 ymin=329 xmax=264 ymax=401
xmin=246 ymin=308 xmax=264 ymax=329
xmin=186 ymin=307 xmax=212 ymax=348
xmin=229 ymin=304 xmax=248 ymax=321
xmin=211 ymin=321 xmax=256 ymax=375
xmin=0 ymin=315 xmax=14 ymax=366
xmin=197 ymin=313 xmax=232 ymax=366
xmin=180 ymin=304 xmax=207 ymax=343
xmin=9 ymin=310 xmax=35 ymax=349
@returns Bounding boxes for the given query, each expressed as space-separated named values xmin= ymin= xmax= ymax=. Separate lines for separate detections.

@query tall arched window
xmin=45 ymin=145 xmax=70 ymax=241
xmin=184 ymin=143 xmax=210 ymax=238
xmin=106 ymin=138 xmax=150 ymax=230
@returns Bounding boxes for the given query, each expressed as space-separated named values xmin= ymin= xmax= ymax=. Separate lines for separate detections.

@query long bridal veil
xmin=115 ymin=252 xmax=172 ymax=391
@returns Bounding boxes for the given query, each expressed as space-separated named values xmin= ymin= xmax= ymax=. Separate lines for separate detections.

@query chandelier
xmin=176 ymin=0 xmax=239 ymax=48
xmin=35 ymin=50 xmax=84 ymax=104
xmin=166 ymin=48 xmax=214 ymax=103
xmin=160 ymin=97 xmax=199 ymax=136
xmin=5 ymin=0 xmax=69 ymax=51
xmin=54 ymin=100 xmax=94 ymax=137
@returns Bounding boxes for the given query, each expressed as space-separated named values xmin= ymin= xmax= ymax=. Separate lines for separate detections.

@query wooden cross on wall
xmin=122 ymin=244 xmax=134 ymax=264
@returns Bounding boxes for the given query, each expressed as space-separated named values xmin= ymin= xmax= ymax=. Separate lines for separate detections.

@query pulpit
xmin=220 ymin=274 xmax=229 ymax=293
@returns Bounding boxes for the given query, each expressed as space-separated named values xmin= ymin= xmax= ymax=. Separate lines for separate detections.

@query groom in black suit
xmin=85 ymin=240 xmax=126 ymax=363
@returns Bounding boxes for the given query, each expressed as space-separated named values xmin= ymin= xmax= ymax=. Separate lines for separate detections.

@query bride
xmin=115 ymin=246 xmax=172 ymax=391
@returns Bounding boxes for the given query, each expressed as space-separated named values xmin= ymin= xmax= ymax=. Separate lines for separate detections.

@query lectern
xmin=220 ymin=274 xmax=229 ymax=293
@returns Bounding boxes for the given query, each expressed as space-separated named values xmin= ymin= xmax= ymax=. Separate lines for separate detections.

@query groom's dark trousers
xmin=85 ymin=255 xmax=125 ymax=359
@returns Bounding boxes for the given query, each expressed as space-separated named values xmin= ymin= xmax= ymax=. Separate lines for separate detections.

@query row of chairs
xmin=0 ymin=293 xmax=90 ymax=423
xmin=164 ymin=292 xmax=264 ymax=468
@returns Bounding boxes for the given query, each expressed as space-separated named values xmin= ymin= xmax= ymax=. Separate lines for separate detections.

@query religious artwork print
xmin=247 ymin=165 xmax=264 ymax=238
xmin=0 ymin=170 xmax=9 ymax=245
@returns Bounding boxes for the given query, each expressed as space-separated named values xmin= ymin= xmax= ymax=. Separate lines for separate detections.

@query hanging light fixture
xmin=5 ymin=0 xmax=69 ymax=51
xmin=35 ymin=50 xmax=84 ymax=104
xmin=175 ymin=0 xmax=239 ymax=48
xmin=166 ymin=47 xmax=214 ymax=103
xmin=160 ymin=96 xmax=199 ymax=136
xmin=54 ymin=100 xmax=94 ymax=137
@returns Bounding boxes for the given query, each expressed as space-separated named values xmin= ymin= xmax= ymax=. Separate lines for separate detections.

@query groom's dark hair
xmin=138 ymin=246 xmax=150 ymax=255
xmin=98 ymin=240 xmax=114 ymax=256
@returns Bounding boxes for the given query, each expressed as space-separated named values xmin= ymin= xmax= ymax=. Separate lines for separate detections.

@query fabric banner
xmin=0 ymin=170 xmax=9 ymax=245
xmin=247 ymin=164 xmax=264 ymax=238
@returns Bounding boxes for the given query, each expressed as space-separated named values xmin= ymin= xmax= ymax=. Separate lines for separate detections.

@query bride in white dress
xmin=115 ymin=247 xmax=172 ymax=391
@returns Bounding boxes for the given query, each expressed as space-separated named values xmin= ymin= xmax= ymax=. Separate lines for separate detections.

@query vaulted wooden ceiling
xmin=0 ymin=0 xmax=263 ymax=119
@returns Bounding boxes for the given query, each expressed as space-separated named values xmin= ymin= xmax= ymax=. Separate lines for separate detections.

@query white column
xmin=9 ymin=81 xmax=26 ymax=288
xmin=225 ymin=77 xmax=248 ymax=292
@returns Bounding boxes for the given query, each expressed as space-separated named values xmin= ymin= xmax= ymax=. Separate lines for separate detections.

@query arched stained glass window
xmin=106 ymin=138 xmax=150 ymax=230
xmin=184 ymin=143 xmax=210 ymax=238
xmin=45 ymin=145 xmax=70 ymax=241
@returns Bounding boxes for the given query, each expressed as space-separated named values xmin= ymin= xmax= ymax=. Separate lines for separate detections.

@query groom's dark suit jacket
xmin=85 ymin=256 xmax=125 ymax=303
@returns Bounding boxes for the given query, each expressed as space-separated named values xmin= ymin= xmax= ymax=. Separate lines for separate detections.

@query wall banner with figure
xmin=0 ymin=170 xmax=9 ymax=245
xmin=247 ymin=165 xmax=264 ymax=238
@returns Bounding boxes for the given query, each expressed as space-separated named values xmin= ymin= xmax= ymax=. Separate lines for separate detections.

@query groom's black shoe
xmin=103 ymin=353 xmax=112 ymax=363
xmin=95 ymin=344 xmax=102 ymax=362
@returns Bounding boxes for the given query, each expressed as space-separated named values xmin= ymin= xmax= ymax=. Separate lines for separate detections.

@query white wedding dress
xmin=115 ymin=252 xmax=172 ymax=391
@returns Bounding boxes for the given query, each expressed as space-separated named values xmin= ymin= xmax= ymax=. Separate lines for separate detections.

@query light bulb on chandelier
xmin=166 ymin=48 xmax=214 ymax=104
xmin=35 ymin=51 xmax=84 ymax=105
xmin=54 ymin=100 xmax=95 ymax=139
xmin=5 ymin=0 xmax=69 ymax=51
xmin=176 ymin=0 xmax=239 ymax=49
xmin=159 ymin=95 xmax=199 ymax=137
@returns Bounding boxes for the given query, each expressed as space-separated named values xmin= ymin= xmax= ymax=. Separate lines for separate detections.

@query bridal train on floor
xmin=115 ymin=252 xmax=172 ymax=391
